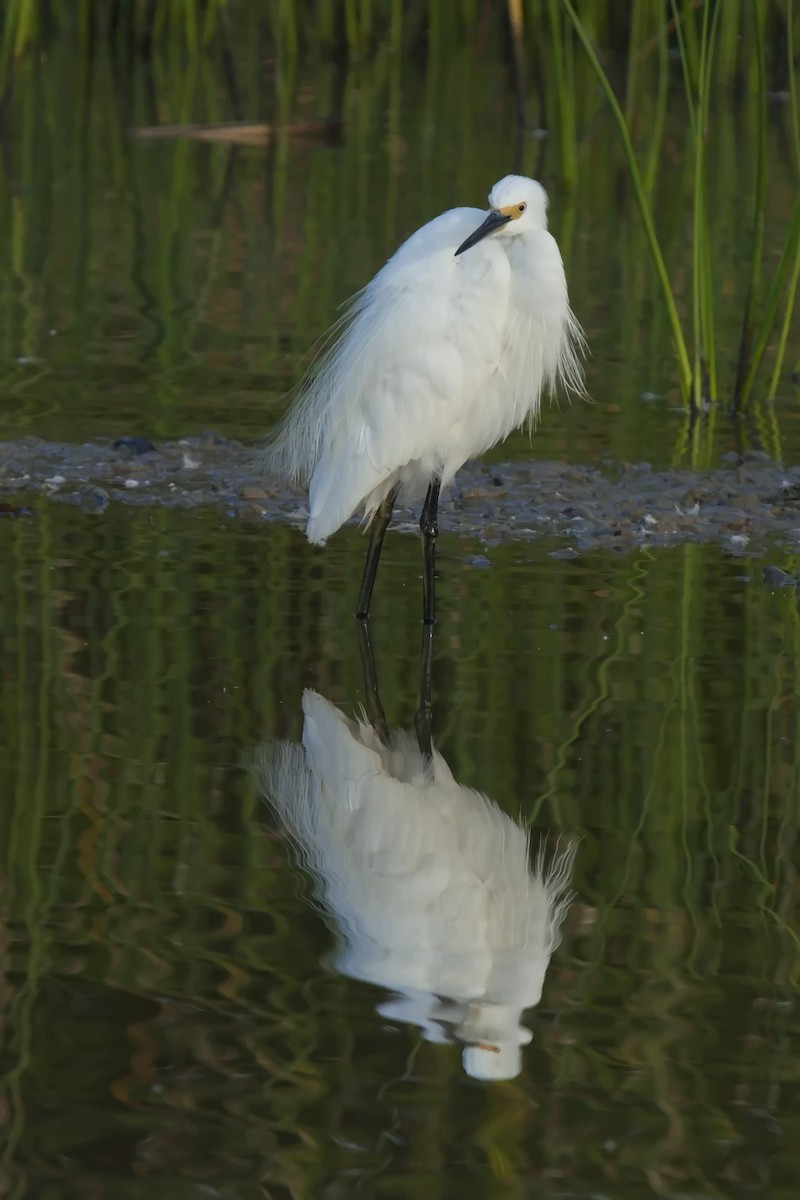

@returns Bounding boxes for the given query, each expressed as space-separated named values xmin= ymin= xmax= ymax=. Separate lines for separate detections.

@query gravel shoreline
xmin=3 ymin=434 xmax=800 ymax=554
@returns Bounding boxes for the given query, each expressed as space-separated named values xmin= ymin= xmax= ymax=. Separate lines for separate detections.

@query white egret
xmin=255 ymin=684 xmax=575 ymax=1082
xmin=264 ymin=174 xmax=586 ymax=622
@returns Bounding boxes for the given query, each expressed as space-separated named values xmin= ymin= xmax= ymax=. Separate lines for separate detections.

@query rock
xmin=80 ymin=486 xmax=110 ymax=513
xmin=192 ymin=432 xmax=230 ymax=448
xmin=0 ymin=501 xmax=33 ymax=517
xmin=113 ymin=436 xmax=157 ymax=457
xmin=762 ymin=565 xmax=797 ymax=588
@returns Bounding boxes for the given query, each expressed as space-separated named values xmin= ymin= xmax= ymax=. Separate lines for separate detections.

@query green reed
xmin=561 ymin=0 xmax=800 ymax=442
xmin=561 ymin=0 xmax=693 ymax=398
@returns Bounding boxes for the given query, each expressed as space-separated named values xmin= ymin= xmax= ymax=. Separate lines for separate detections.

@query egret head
xmin=455 ymin=175 xmax=549 ymax=257
xmin=458 ymin=1002 xmax=534 ymax=1081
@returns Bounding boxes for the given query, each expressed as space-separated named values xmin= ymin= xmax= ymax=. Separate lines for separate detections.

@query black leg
xmin=420 ymin=480 xmax=440 ymax=626
xmin=355 ymin=617 xmax=389 ymax=745
xmin=356 ymin=488 xmax=396 ymax=619
xmin=414 ymin=620 xmax=435 ymax=767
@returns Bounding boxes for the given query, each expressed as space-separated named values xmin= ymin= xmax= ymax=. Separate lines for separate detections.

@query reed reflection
xmin=256 ymin=623 xmax=575 ymax=1081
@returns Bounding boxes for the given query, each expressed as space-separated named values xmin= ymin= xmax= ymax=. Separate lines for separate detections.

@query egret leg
xmin=414 ymin=620 xmax=435 ymax=766
xmin=356 ymin=488 xmax=396 ymax=619
xmin=355 ymin=617 xmax=389 ymax=745
xmin=420 ymin=480 xmax=441 ymax=626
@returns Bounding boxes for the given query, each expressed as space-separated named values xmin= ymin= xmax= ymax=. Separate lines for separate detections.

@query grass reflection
xmin=0 ymin=504 xmax=798 ymax=1194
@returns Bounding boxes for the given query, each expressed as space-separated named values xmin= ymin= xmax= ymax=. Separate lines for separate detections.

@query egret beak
xmin=454 ymin=210 xmax=512 ymax=257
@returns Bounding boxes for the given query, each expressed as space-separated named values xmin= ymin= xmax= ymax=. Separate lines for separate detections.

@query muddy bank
xmin=2 ymin=434 xmax=800 ymax=554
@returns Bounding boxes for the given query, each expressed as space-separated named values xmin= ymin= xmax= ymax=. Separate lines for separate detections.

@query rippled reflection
xmin=256 ymin=624 xmax=575 ymax=1081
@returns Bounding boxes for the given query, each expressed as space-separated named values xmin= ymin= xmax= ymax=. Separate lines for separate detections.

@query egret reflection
xmin=256 ymin=626 xmax=575 ymax=1081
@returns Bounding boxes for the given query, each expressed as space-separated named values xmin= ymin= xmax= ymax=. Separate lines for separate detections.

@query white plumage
xmin=264 ymin=175 xmax=585 ymax=549
xmin=256 ymin=689 xmax=576 ymax=1081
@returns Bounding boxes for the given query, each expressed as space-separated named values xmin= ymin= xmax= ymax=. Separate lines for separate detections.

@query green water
xmin=1 ymin=21 xmax=800 ymax=1200
xmin=0 ymin=30 xmax=798 ymax=459
xmin=2 ymin=503 xmax=799 ymax=1198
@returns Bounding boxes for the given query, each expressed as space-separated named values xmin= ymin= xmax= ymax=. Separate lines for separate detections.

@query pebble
xmin=762 ymin=565 xmax=797 ymax=588
xmin=80 ymin=486 xmax=110 ymax=513
xmin=113 ymin=436 xmax=157 ymax=457
xmin=3 ymin=435 xmax=800 ymax=558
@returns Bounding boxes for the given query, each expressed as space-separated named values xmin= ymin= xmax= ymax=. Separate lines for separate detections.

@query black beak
xmin=454 ymin=210 xmax=512 ymax=257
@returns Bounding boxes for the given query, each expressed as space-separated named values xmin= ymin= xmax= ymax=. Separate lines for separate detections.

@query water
xmin=0 ymin=39 xmax=797 ymax=458
xmin=1 ymin=26 xmax=799 ymax=1200
xmin=2 ymin=502 xmax=798 ymax=1197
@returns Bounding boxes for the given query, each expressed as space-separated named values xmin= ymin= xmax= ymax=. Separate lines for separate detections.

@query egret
xmin=264 ymin=174 xmax=586 ymax=622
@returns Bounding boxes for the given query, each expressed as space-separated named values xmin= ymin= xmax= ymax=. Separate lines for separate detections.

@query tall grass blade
xmin=732 ymin=1 xmax=768 ymax=414
xmin=765 ymin=0 xmax=800 ymax=403
xmin=740 ymin=191 xmax=800 ymax=407
xmin=560 ymin=0 xmax=693 ymax=396
xmin=547 ymin=0 xmax=577 ymax=187
xmin=695 ymin=0 xmax=722 ymax=418
xmin=642 ymin=12 xmax=670 ymax=196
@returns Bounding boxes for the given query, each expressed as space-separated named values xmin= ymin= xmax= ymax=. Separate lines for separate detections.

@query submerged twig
xmin=131 ymin=119 xmax=343 ymax=145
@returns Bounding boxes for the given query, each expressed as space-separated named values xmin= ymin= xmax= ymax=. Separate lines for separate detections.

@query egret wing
xmin=305 ymin=208 xmax=511 ymax=541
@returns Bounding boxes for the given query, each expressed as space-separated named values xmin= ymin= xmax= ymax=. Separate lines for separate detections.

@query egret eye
xmin=518 ymin=203 xmax=526 ymax=214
